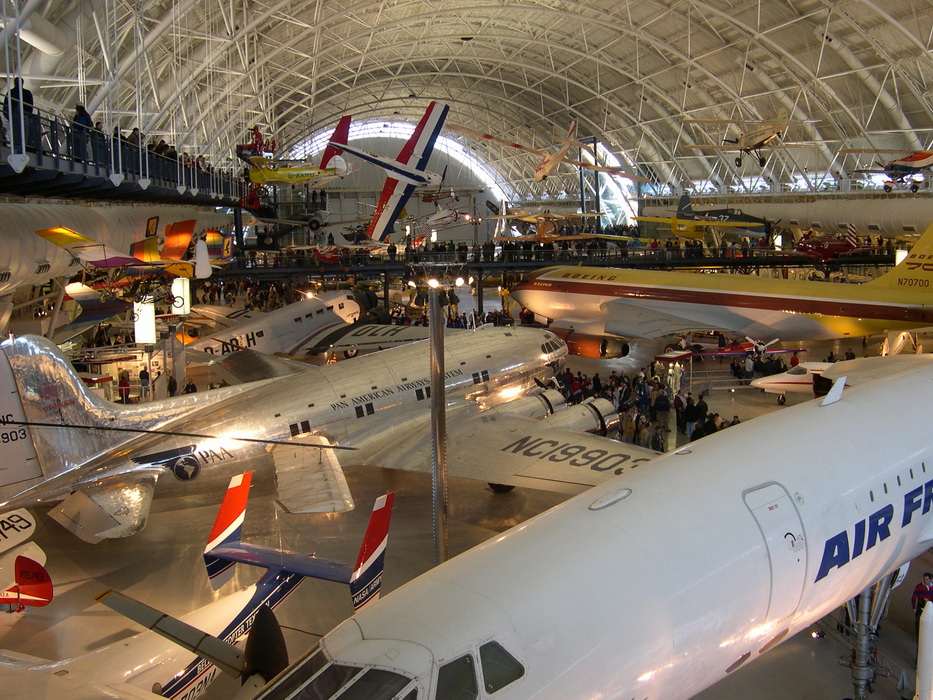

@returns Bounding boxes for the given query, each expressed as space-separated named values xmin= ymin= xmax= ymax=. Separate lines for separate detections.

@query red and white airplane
xmin=328 ymin=101 xmax=450 ymax=242
xmin=839 ymin=147 xmax=933 ymax=192
xmin=450 ymin=121 xmax=648 ymax=182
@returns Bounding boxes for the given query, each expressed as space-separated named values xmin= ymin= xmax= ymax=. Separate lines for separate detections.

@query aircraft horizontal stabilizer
xmin=47 ymin=475 xmax=158 ymax=544
xmin=97 ymin=590 xmax=245 ymax=677
xmin=272 ymin=436 xmax=354 ymax=513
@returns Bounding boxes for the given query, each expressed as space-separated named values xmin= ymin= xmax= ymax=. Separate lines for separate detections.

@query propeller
xmin=745 ymin=336 xmax=780 ymax=353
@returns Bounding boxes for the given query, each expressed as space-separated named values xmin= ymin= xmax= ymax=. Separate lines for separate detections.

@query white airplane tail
xmin=0 ymin=335 xmax=148 ymax=496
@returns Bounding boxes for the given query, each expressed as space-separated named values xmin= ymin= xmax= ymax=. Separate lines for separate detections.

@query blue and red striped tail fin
xmin=320 ymin=115 xmax=351 ymax=169
xmin=349 ymin=492 xmax=394 ymax=611
xmin=203 ymin=471 xmax=252 ymax=590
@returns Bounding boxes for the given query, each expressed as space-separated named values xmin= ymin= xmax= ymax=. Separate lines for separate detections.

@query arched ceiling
xmin=4 ymin=0 xmax=931 ymax=197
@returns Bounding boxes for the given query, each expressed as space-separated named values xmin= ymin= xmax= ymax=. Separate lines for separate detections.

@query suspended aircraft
xmin=242 ymin=116 xmax=354 ymax=192
xmin=683 ymin=108 xmax=814 ymax=167
xmin=634 ymin=194 xmax=772 ymax=240
xmin=0 ymin=471 xmax=393 ymax=699
xmin=510 ymin=219 xmax=933 ymax=358
xmin=795 ymin=225 xmax=871 ymax=262
xmin=449 ymin=121 xmax=648 ymax=183
xmin=489 ymin=210 xmax=608 ymax=244
xmin=0 ymin=325 xmax=591 ymax=543
xmin=838 ymin=148 xmax=933 ymax=193
xmin=328 ymin=101 xmax=450 ymax=242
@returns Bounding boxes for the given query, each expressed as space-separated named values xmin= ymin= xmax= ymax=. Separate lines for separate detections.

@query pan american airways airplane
xmin=510 ymin=219 xmax=933 ymax=358
xmin=156 ymin=357 xmax=933 ymax=699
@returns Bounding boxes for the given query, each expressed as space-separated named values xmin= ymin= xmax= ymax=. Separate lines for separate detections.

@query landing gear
xmin=883 ymin=182 xmax=894 ymax=193
xmin=735 ymin=156 xmax=743 ymax=167
xmin=758 ymin=156 xmax=767 ymax=167
xmin=776 ymin=394 xmax=786 ymax=405
xmin=910 ymin=182 xmax=920 ymax=193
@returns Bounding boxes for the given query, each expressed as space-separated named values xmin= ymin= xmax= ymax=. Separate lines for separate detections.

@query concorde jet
xmin=510 ymin=219 xmax=933 ymax=358
xmin=0 ymin=325 xmax=633 ymax=543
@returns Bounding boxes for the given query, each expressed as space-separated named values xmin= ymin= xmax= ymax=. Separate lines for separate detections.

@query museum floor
xmin=0 ymin=332 xmax=928 ymax=700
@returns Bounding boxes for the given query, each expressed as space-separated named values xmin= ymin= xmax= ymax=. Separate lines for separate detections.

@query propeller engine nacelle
xmin=550 ymin=329 xmax=629 ymax=359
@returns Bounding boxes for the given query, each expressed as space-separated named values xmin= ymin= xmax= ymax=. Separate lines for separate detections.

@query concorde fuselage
xmin=264 ymin=363 xmax=933 ymax=699
xmin=512 ymin=264 xmax=933 ymax=340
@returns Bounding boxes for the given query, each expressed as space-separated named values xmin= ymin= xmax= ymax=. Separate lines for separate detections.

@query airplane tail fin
xmin=777 ymin=107 xmax=789 ymax=123
xmin=0 ymin=556 xmax=53 ymax=610
xmin=677 ymin=194 xmax=694 ymax=216
xmin=349 ymin=492 xmax=394 ymax=610
xmin=0 ymin=335 xmax=132 ymax=496
xmin=865 ymin=220 xmax=933 ymax=289
xmin=320 ymin=115 xmax=351 ymax=169
xmin=204 ymin=471 xmax=252 ymax=590
xmin=203 ymin=471 xmax=394 ymax=607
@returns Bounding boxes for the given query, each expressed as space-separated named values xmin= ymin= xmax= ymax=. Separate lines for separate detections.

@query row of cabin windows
xmin=869 ymin=462 xmax=926 ymax=502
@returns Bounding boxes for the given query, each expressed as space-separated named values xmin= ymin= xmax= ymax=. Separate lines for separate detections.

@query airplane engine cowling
xmin=542 ymin=398 xmax=619 ymax=436
xmin=550 ymin=329 xmax=629 ymax=359
xmin=493 ymin=389 xmax=566 ymax=419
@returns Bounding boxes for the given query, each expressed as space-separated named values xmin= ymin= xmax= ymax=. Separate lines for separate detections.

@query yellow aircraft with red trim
xmin=246 ymin=116 xmax=353 ymax=190
xmin=490 ymin=209 xmax=606 ymax=243
xmin=511 ymin=220 xmax=933 ymax=358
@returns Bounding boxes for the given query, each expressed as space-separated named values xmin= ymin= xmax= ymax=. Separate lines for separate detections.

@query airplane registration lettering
xmin=896 ymin=276 xmax=930 ymax=287
xmin=500 ymin=435 xmax=646 ymax=473
xmin=0 ymin=513 xmax=32 ymax=540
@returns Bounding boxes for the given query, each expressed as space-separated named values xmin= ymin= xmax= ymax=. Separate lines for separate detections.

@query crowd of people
xmin=554 ymin=362 xmax=741 ymax=453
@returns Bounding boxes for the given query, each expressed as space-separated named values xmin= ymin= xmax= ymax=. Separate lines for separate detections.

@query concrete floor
xmin=1 ymin=329 xmax=930 ymax=699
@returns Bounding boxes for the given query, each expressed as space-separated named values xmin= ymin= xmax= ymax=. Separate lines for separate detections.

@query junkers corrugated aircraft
xmin=510 ymin=219 xmax=933 ymax=358
xmin=0 ymin=325 xmax=630 ymax=543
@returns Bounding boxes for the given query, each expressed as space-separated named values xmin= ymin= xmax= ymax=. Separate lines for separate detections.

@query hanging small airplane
xmin=0 ymin=325 xmax=613 ymax=543
xmin=0 ymin=471 xmax=393 ymax=699
xmin=328 ymin=101 xmax=450 ymax=242
xmin=161 ymin=359 xmax=933 ymax=700
xmin=510 ymin=219 xmax=933 ymax=358
xmin=634 ymin=194 xmax=773 ymax=240
xmin=838 ymin=147 xmax=933 ymax=193
xmin=795 ymin=225 xmax=871 ymax=262
xmin=489 ymin=210 xmax=606 ymax=243
xmin=449 ymin=122 xmax=649 ymax=182
xmin=242 ymin=116 xmax=354 ymax=192
xmin=682 ymin=108 xmax=815 ymax=167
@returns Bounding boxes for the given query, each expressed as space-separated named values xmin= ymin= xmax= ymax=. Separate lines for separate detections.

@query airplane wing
xmin=448 ymin=123 xmax=549 ymax=157
xmin=365 ymin=177 xmax=416 ymax=243
xmin=550 ymin=300 xmax=731 ymax=340
xmin=211 ymin=350 xmax=311 ymax=384
xmin=35 ymin=227 xmax=143 ymax=268
xmin=188 ymin=305 xmax=263 ymax=331
xmin=633 ymin=215 xmax=754 ymax=228
xmin=558 ymin=158 xmax=649 ymax=182
xmin=46 ymin=472 xmax=160 ymax=544
xmin=357 ymin=400 xmax=657 ymax=493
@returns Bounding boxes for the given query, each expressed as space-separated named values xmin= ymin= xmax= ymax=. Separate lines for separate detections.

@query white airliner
xmin=233 ymin=360 xmax=933 ymax=699
xmin=0 ymin=471 xmax=393 ymax=699
xmin=0 ymin=325 xmax=599 ymax=542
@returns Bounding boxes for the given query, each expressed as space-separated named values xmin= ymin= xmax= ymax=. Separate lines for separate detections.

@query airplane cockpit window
xmin=330 ymin=668 xmax=414 ymax=699
xmin=435 ymin=654 xmax=478 ymax=699
xmin=297 ymin=662 xmax=360 ymax=698
xmin=786 ymin=365 xmax=808 ymax=375
xmin=479 ymin=641 xmax=524 ymax=693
